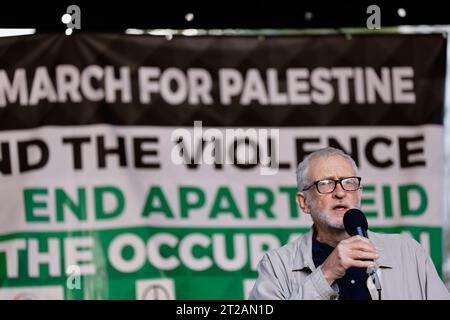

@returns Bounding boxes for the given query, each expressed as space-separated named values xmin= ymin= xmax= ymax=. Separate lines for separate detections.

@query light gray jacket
xmin=249 ymin=230 xmax=450 ymax=300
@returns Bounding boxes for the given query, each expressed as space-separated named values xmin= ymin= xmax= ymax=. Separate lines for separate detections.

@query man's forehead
xmin=309 ymin=155 xmax=355 ymax=177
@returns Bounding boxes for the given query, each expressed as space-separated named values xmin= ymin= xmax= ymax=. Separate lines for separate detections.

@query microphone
xmin=343 ymin=208 xmax=368 ymax=238
xmin=343 ymin=208 xmax=382 ymax=298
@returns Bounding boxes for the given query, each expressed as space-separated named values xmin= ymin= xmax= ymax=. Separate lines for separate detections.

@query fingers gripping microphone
xmin=343 ymin=209 xmax=382 ymax=299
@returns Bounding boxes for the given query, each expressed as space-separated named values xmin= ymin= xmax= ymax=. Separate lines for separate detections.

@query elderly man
xmin=249 ymin=147 xmax=450 ymax=300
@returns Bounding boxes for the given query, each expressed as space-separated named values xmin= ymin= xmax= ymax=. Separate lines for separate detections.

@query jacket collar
xmin=367 ymin=231 xmax=393 ymax=269
xmin=292 ymin=228 xmax=315 ymax=271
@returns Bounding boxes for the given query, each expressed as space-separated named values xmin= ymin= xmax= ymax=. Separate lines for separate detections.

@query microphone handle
xmin=355 ymin=226 xmax=368 ymax=238
xmin=354 ymin=227 xmax=382 ymax=291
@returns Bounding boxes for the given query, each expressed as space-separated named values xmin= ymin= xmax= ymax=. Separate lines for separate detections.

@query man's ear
xmin=296 ymin=191 xmax=311 ymax=215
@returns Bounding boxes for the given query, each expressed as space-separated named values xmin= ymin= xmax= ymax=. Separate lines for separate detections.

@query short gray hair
xmin=296 ymin=147 xmax=359 ymax=191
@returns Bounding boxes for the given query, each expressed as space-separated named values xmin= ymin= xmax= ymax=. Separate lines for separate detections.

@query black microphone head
xmin=343 ymin=208 xmax=368 ymax=236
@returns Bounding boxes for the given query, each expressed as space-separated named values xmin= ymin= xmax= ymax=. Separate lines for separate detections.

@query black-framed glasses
xmin=302 ymin=176 xmax=361 ymax=194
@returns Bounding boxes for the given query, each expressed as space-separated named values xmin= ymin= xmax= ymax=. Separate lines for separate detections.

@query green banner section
xmin=0 ymin=226 xmax=442 ymax=299
xmin=22 ymin=182 xmax=429 ymax=223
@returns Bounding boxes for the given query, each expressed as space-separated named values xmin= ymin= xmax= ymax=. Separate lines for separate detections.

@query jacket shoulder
xmin=369 ymin=231 xmax=427 ymax=257
xmin=262 ymin=234 xmax=306 ymax=269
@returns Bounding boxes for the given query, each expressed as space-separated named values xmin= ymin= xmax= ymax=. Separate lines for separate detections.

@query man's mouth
xmin=332 ymin=204 xmax=349 ymax=212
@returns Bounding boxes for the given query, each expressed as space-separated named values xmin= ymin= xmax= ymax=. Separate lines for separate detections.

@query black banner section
xmin=0 ymin=33 xmax=446 ymax=129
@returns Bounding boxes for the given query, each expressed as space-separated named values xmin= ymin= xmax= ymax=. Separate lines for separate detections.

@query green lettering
xmin=141 ymin=186 xmax=174 ymax=218
xmin=399 ymin=184 xmax=427 ymax=216
xmin=247 ymin=187 xmax=275 ymax=219
xmin=23 ymin=188 xmax=49 ymax=222
xmin=94 ymin=186 xmax=124 ymax=220
xmin=56 ymin=188 xmax=86 ymax=222
xmin=361 ymin=184 xmax=377 ymax=217
xmin=179 ymin=186 xmax=205 ymax=219
xmin=382 ymin=185 xmax=393 ymax=218
xmin=209 ymin=187 xmax=241 ymax=219
xmin=279 ymin=187 xmax=300 ymax=218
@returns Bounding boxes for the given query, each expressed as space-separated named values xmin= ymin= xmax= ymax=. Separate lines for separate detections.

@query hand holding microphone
xmin=343 ymin=208 xmax=382 ymax=295
xmin=320 ymin=209 xmax=379 ymax=285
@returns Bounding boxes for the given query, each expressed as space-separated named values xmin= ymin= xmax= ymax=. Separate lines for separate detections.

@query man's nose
xmin=333 ymin=182 xmax=346 ymax=198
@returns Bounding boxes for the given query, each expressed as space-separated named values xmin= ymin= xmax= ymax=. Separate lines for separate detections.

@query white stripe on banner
xmin=0 ymin=124 xmax=443 ymax=231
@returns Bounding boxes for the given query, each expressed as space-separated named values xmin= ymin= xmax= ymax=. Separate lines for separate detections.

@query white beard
xmin=307 ymin=198 xmax=346 ymax=230
xmin=306 ymin=194 xmax=361 ymax=230
xmin=311 ymin=210 xmax=345 ymax=230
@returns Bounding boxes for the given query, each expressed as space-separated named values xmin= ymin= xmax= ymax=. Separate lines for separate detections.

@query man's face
xmin=297 ymin=155 xmax=362 ymax=230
